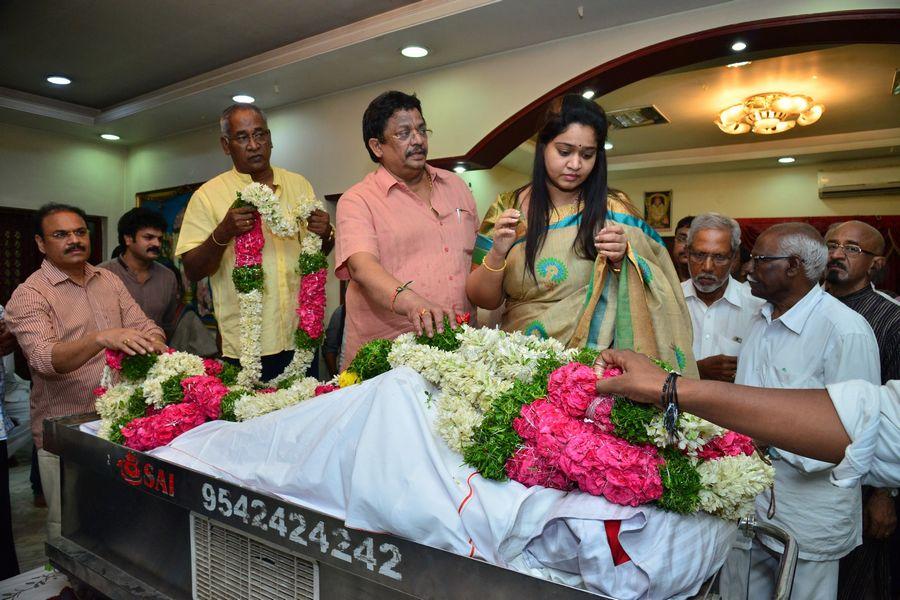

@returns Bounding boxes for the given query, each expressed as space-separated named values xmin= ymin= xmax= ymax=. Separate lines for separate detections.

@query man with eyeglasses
xmin=335 ymin=91 xmax=478 ymax=368
xmin=5 ymin=203 xmax=165 ymax=539
xmin=722 ymin=222 xmax=879 ymax=600
xmin=176 ymin=104 xmax=333 ymax=380
xmin=825 ymin=220 xmax=899 ymax=600
xmin=670 ymin=215 xmax=694 ymax=282
xmin=680 ymin=213 xmax=763 ymax=382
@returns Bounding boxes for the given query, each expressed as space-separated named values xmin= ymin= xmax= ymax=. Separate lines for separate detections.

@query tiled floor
xmin=9 ymin=446 xmax=47 ymax=573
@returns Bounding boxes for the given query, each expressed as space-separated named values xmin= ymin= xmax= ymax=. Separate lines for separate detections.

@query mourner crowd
xmin=1 ymin=92 xmax=898 ymax=600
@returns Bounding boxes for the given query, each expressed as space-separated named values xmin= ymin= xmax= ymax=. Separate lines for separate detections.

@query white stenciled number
xmin=308 ymin=521 xmax=329 ymax=554
xmin=250 ymin=499 xmax=268 ymax=531
xmin=217 ymin=488 xmax=233 ymax=517
xmin=331 ymin=527 xmax=352 ymax=563
xmin=268 ymin=507 xmax=287 ymax=537
xmin=352 ymin=537 xmax=377 ymax=571
xmin=378 ymin=543 xmax=402 ymax=581
xmin=201 ymin=483 xmax=216 ymax=511
xmin=288 ymin=513 xmax=308 ymax=546
xmin=232 ymin=495 xmax=249 ymax=524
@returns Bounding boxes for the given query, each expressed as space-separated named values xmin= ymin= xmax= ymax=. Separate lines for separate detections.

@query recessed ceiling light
xmin=453 ymin=165 xmax=467 ymax=173
xmin=46 ymin=75 xmax=71 ymax=85
xmin=778 ymin=156 xmax=795 ymax=164
xmin=731 ymin=41 xmax=747 ymax=52
xmin=582 ymin=90 xmax=596 ymax=100
xmin=400 ymin=45 xmax=429 ymax=58
xmin=604 ymin=141 xmax=613 ymax=151
xmin=232 ymin=94 xmax=255 ymax=104
xmin=726 ymin=61 xmax=751 ymax=68
xmin=100 ymin=134 xmax=120 ymax=141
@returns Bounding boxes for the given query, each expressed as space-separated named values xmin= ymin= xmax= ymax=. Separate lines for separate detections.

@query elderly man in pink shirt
xmin=335 ymin=91 xmax=479 ymax=368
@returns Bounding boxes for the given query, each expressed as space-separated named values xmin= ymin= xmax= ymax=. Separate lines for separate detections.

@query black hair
xmin=34 ymin=203 xmax=88 ymax=237
xmin=362 ymin=91 xmax=423 ymax=162
xmin=117 ymin=207 xmax=167 ymax=248
xmin=522 ymin=94 xmax=609 ymax=278
xmin=675 ymin=215 xmax=695 ymax=232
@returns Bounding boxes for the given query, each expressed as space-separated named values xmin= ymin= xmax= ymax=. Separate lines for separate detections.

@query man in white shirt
xmin=733 ymin=223 xmax=880 ymax=600
xmin=681 ymin=213 xmax=763 ymax=382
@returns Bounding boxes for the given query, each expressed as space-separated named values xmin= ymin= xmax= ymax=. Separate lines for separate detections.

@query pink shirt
xmin=335 ymin=165 xmax=478 ymax=368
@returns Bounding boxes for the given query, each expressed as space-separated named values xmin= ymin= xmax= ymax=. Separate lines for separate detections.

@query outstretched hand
xmin=594 ymin=349 xmax=667 ymax=404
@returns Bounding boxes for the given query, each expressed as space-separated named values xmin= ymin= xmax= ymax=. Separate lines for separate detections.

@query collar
xmin=682 ymin=276 xmax=744 ymax=307
xmin=42 ymin=259 xmax=100 ymax=286
xmin=231 ymin=167 xmax=282 ymax=191
xmin=761 ymin=284 xmax=823 ymax=334
xmin=373 ymin=164 xmax=442 ymax=195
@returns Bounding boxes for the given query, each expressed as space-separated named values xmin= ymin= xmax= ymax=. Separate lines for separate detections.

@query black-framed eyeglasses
xmin=688 ymin=250 xmax=733 ymax=266
xmin=227 ymin=130 xmax=271 ymax=146
xmin=391 ymin=126 xmax=432 ymax=142
xmin=826 ymin=242 xmax=877 ymax=257
xmin=48 ymin=228 xmax=89 ymax=240
xmin=749 ymin=254 xmax=796 ymax=263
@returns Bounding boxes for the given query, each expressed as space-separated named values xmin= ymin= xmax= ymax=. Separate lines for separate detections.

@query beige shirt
xmin=175 ymin=167 xmax=316 ymax=358
xmin=99 ymin=257 xmax=180 ymax=340
xmin=5 ymin=260 xmax=163 ymax=447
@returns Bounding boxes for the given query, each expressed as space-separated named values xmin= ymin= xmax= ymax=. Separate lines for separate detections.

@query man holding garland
xmin=177 ymin=104 xmax=333 ymax=381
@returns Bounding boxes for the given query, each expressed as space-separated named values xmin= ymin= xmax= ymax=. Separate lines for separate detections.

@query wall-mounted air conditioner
xmin=818 ymin=166 xmax=900 ymax=199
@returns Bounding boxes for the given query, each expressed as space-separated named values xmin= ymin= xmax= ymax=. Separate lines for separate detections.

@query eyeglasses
xmin=688 ymin=250 xmax=733 ymax=265
xmin=674 ymin=233 xmax=688 ymax=243
xmin=227 ymin=130 xmax=271 ymax=146
xmin=47 ymin=228 xmax=88 ymax=240
xmin=826 ymin=242 xmax=877 ymax=257
xmin=749 ymin=254 xmax=796 ymax=263
xmin=391 ymin=126 xmax=432 ymax=142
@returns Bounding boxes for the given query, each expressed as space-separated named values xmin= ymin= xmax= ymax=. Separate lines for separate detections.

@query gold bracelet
xmin=211 ymin=230 xmax=229 ymax=247
xmin=610 ymin=261 xmax=622 ymax=273
xmin=482 ymin=257 xmax=506 ymax=272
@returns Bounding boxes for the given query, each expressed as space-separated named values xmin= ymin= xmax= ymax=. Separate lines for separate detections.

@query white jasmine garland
xmin=233 ymin=376 xmax=319 ymax=421
xmin=95 ymin=383 xmax=139 ymax=439
xmin=142 ymin=352 xmax=205 ymax=408
xmin=236 ymin=289 xmax=264 ymax=387
xmin=240 ymin=182 xmax=301 ymax=238
xmin=300 ymin=232 xmax=323 ymax=255
xmin=697 ymin=454 xmax=775 ymax=521
xmin=646 ymin=412 xmax=724 ymax=455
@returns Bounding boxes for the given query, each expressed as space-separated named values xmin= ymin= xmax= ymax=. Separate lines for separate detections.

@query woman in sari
xmin=466 ymin=95 xmax=697 ymax=376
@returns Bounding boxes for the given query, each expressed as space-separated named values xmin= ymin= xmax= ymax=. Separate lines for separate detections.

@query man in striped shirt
xmin=5 ymin=203 xmax=165 ymax=539
xmin=826 ymin=220 xmax=899 ymax=600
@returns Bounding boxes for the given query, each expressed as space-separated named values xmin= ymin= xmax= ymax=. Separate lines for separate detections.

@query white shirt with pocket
xmin=681 ymin=276 xmax=764 ymax=360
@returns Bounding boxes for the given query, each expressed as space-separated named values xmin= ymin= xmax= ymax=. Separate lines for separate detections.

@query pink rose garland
xmin=121 ymin=402 xmax=207 ymax=451
xmin=297 ymin=269 xmax=327 ymax=341
xmin=234 ymin=215 xmax=264 ymax=267
xmin=696 ymin=431 xmax=755 ymax=460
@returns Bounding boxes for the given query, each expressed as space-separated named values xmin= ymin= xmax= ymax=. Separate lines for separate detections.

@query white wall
xmin=610 ymin=159 xmax=900 ymax=229
xmin=0 ymin=123 xmax=127 ymax=255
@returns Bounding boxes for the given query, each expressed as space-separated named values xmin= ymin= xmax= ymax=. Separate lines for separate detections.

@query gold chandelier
xmin=715 ymin=92 xmax=824 ymax=135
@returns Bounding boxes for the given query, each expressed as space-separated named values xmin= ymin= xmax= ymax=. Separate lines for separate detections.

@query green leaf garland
xmin=119 ymin=354 xmax=158 ymax=383
xmin=348 ymin=338 xmax=394 ymax=380
xmin=414 ymin=317 xmax=462 ymax=351
xmin=657 ymin=447 xmax=702 ymax=513
xmin=232 ymin=265 xmax=264 ymax=293
xmin=297 ymin=252 xmax=328 ymax=275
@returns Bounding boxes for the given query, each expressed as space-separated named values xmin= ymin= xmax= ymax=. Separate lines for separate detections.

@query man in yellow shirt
xmin=176 ymin=104 xmax=333 ymax=379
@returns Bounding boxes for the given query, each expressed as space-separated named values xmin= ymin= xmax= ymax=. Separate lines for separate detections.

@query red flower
xmin=203 ymin=359 xmax=223 ymax=376
xmin=92 ymin=386 xmax=107 ymax=398
xmin=297 ymin=268 xmax=327 ymax=340
xmin=506 ymin=444 xmax=574 ymax=491
xmin=234 ymin=214 xmax=264 ymax=267
xmin=105 ymin=349 xmax=124 ymax=370
xmin=696 ymin=431 xmax=755 ymax=460
xmin=314 ymin=384 xmax=339 ymax=396
xmin=546 ymin=362 xmax=598 ymax=418
xmin=181 ymin=375 xmax=229 ymax=420
xmin=122 ymin=402 xmax=207 ymax=451
xmin=455 ymin=312 xmax=471 ymax=326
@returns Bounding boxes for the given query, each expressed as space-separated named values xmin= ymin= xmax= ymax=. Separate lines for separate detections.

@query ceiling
xmin=500 ymin=44 xmax=900 ymax=176
xmin=0 ymin=0 xmax=727 ymax=146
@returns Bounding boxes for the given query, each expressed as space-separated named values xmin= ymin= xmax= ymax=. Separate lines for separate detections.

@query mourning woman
xmin=466 ymin=95 xmax=697 ymax=376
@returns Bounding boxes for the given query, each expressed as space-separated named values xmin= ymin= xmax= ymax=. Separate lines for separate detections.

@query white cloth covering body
xmin=143 ymin=367 xmax=735 ymax=600
xmin=681 ymin=277 xmax=763 ymax=360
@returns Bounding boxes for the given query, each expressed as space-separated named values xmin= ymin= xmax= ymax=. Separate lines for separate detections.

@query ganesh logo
xmin=116 ymin=451 xmax=176 ymax=497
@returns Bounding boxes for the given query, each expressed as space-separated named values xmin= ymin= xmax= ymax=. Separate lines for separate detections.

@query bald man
xmin=826 ymin=220 xmax=899 ymax=600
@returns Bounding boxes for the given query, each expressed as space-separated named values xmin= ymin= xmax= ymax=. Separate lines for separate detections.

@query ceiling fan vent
xmin=607 ymin=105 xmax=669 ymax=129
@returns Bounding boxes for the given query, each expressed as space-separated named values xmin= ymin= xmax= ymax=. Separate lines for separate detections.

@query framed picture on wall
xmin=644 ymin=190 xmax=673 ymax=231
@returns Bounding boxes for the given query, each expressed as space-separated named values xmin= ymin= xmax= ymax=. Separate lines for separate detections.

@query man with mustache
xmin=723 ymin=222 xmax=879 ymax=600
xmin=670 ymin=215 xmax=694 ymax=282
xmin=100 ymin=207 xmax=180 ymax=340
xmin=5 ymin=203 xmax=165 ymax=538
xmin=680 ymin=213 xmax=763 ymax=382
xmin=335 ymin=91 xmax=478 ymax=367
xmin=177 ymin=104 xmax=333 ymax=379
xmin=825 ymin=220 xmax=899 ymax=600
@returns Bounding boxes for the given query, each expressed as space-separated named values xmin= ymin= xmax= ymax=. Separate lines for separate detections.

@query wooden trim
xmin=433 ymin=9 xmax=900 ymax=171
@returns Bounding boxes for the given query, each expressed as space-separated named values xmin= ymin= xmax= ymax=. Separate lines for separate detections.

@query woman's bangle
xmin=482 ymin=257 xmax=506 ymax=272
xmin=390 ymin=281 xmax=414 ymax=314
xmin=211 ymin=229 xmax=229 ymax=247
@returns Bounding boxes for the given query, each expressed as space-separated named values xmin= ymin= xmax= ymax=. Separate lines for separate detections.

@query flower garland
xmin=232 ymin=181 xmax=326 ymax=387
xmin=96 ymin=349 xmax=320 ymax=450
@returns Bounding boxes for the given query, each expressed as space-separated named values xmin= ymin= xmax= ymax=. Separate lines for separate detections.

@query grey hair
xmin=686 ymin=212 xmax=741 ymax=253
xmin=219 ymin=103 xmax=268 ymax=137
xmin=775 ymin=226 xmax=828 ymax=281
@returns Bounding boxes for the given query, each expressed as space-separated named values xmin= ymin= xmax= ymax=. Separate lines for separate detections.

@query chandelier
xmin=715 ymin=92 xmax=824 ymax=135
